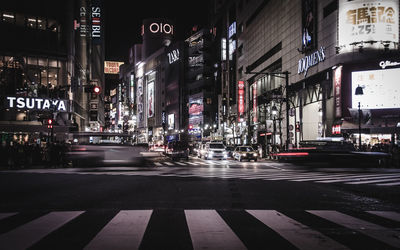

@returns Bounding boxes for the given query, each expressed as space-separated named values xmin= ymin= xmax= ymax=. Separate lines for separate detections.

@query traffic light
xmin=46 ymin=119 xmax=53 ymax=129
xmin=295 ymin=121 xmax=300 ymax=132
xmin=85 ymin=85 xmax=101 ymax=94
xmin=93 ymin=86 xmax=101 ymax=94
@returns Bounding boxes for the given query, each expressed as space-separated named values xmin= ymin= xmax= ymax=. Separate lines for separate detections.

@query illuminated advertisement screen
xmin=339 ymin=0 xmax=399 ymax=48
xmin=147 ymin=81 xmax=154 ymax=117
xmin=352 ymin=67 xmax=400 ymax=109
xmin=168 ymin=113 xmax=174 ymax=130
xmin=189 ymin=98 xmax=203 ymax=115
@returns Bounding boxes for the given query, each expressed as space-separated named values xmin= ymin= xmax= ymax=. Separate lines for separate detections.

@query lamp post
xmin=355 ymin=85 xmax=364 ymax=150
xmin=271 ymin=105 xmax=278 ymax=153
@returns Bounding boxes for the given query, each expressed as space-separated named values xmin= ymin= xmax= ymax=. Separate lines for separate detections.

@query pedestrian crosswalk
xmin=0 ymin=209 xmax=399 ymax=249
xmin=11 ymin=164 xmax=400 ymax=187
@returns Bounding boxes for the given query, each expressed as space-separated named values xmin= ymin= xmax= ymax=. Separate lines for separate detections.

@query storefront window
xmin=48 ymin=68 xmax=58 ymax=87
xmin=47 ymin=19 xmax=58 ymax=32
xmin=37 ymin=18 xmax=45 ymax=30
xmin=15 ymin=13 xmax=25 ymax=27
xmin=2 ymin=12 xmax=15 ymax=24
xmin=40 ymin=69 xmax=48 ymax=86
xmin=27 ymin=16 xmax=37 ymax=29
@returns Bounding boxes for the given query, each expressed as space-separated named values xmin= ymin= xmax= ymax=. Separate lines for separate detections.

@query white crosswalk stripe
xmin=366 ymin=211 xmax=400 ymax=222
xmin=0 ymin=209 xmax=399 ymax=249
xmin=6 ymin=164 xmax=400 ymax=186
xmin=0 ymin=213 xmax=17 ymax=220
xmin=85 ymin=210 xmax=152 ymax=250
xmin=307 ymin=210 xmax=400 ymax=248
xmin=247 ymin=210 xmax=349 ymax=250
xmin=0 ymin=211 xmax=83 ymax=250
xmin=185 ymin=210 xmax=247 ymax=250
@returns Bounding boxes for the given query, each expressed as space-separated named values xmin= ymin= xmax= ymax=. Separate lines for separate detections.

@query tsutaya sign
xmin=6 ymin=97 xmax=67 ymax=112
xmin=297 ymin=46 xmax=326 ymax=76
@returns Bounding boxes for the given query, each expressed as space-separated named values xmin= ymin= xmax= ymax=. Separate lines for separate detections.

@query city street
xmin=0 ymin=154 xmax=399 ymax=249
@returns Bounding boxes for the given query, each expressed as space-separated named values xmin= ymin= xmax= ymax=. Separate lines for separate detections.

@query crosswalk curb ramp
xmin=0 ymin=209 xmax=399 ymax=249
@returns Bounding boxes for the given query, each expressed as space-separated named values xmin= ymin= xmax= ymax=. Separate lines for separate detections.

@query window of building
xmin=48 ymin=68 xmax=58 ymax=87
xmin=15 ymin=13 xmax=25 ymax=27
xmin=37 ymin=18 xmax=45 ymax=30
xmin=2 ymin=12 xmax=15 ymax=24
xmin=27 ymin=16 xmax=37 ymax=29
xmin=238 ymin=44 xmax=243 ymax=57
xmin=238 ymin=66 xmax=243 ymax=79
xmin=323 ymin=0 xmax=338 ymax=18
xmin=238 ymin=22 xmax=244 ymax=35
xmin=41 ymin=69 xmax=48 ymax=86
xmin=206 ymin=98 xmax=212 ymax=104
xmin=47 ymin=19 xmax=58 ymax=32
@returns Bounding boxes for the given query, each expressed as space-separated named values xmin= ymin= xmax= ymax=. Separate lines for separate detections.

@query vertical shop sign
xmin=238 ymin=81 xmax=245 ymax=120
xmin=147 ymin=81 xmax=154 ymax=117
xmin=333 ymin=65 xmax=342 ymax=118
xmin=91 ymin=0 xmax=101 ymax=45
xmin=253 ymin=84 xmax=257 ymax=122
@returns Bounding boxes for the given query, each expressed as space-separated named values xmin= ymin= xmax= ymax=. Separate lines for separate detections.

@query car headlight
xmin=241 ymin=153 xmax=246 ymax=156
xmin=253 ymin=153 xmax=258 ymax=157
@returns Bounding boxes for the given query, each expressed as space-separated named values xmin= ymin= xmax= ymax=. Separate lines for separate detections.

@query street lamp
xmin=271 ymin=105 xmax=278 ymax=154
xmin=355 ymin=85 xmax=364 ymax=150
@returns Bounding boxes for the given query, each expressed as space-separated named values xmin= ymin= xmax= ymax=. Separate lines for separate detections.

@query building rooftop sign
xmin=104 ymin=61 xmax=124 ymax=74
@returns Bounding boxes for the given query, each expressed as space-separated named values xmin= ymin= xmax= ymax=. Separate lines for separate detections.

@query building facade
xmin=212 ymin=0 xmax=400 ymax=152
xmin=0 ymin=0 xmax=105 ymax=145
xmin=186 ymin=28 xmax=219 ymax=142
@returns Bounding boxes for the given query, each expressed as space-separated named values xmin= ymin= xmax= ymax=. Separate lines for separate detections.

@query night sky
xmin=104 ymin=0 xmax=211 ymax=62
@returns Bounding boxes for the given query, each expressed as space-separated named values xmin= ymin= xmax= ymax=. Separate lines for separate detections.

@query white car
xmin=203 ymin=142 xmax=228 ymax=160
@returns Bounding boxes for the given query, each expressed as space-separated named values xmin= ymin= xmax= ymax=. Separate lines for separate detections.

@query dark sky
xmin=104 ymin=1 xmax=211 ymax=62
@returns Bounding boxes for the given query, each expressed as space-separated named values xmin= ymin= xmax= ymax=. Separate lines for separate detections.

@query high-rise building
xmin=0 ymin=0 xmax=105 ymax=144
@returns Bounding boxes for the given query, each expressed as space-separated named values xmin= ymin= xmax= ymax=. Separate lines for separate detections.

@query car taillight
xmin=75 ymin=147 xmax=86 ymax=151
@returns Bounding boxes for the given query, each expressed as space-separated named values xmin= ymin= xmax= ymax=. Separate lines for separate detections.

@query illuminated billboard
xmin=339 ymin=0 xmax=399 ymax=48
xmin=147 ymin=81 xmax=154 ymax=117
xmin=352 ymin=67 xmax=400 ymax=109
xmin=189 ymin=98 xmax=203 ymax=115
xmin=238 ymin=81 xmax=245 ymax=119
xmin=104 ymin=61 xmax=124 ymax=74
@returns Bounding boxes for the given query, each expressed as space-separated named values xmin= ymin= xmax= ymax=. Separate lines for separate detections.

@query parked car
xmin=165 ymin=141 xmax=189 ymax=160
xmin=233 ymin=146 xmax=258 ymax=162
xmin=202 ymin=142 xmax=228 ymax=160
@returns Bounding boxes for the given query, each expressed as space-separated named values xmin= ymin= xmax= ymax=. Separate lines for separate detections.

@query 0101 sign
xmin=149 ymin=22 xmax=173 ymax=35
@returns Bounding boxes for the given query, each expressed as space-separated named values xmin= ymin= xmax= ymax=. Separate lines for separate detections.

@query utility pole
xmin=285 ymin=71 xmax=290 ymax=150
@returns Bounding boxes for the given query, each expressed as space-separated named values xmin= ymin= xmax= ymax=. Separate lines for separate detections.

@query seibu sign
xmin=6 ymin=97 xmax=67 ymax=112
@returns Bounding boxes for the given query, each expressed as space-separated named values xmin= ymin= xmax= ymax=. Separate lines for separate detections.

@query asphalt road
xmin=0 ymin=154 xmax=399 ymax=249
